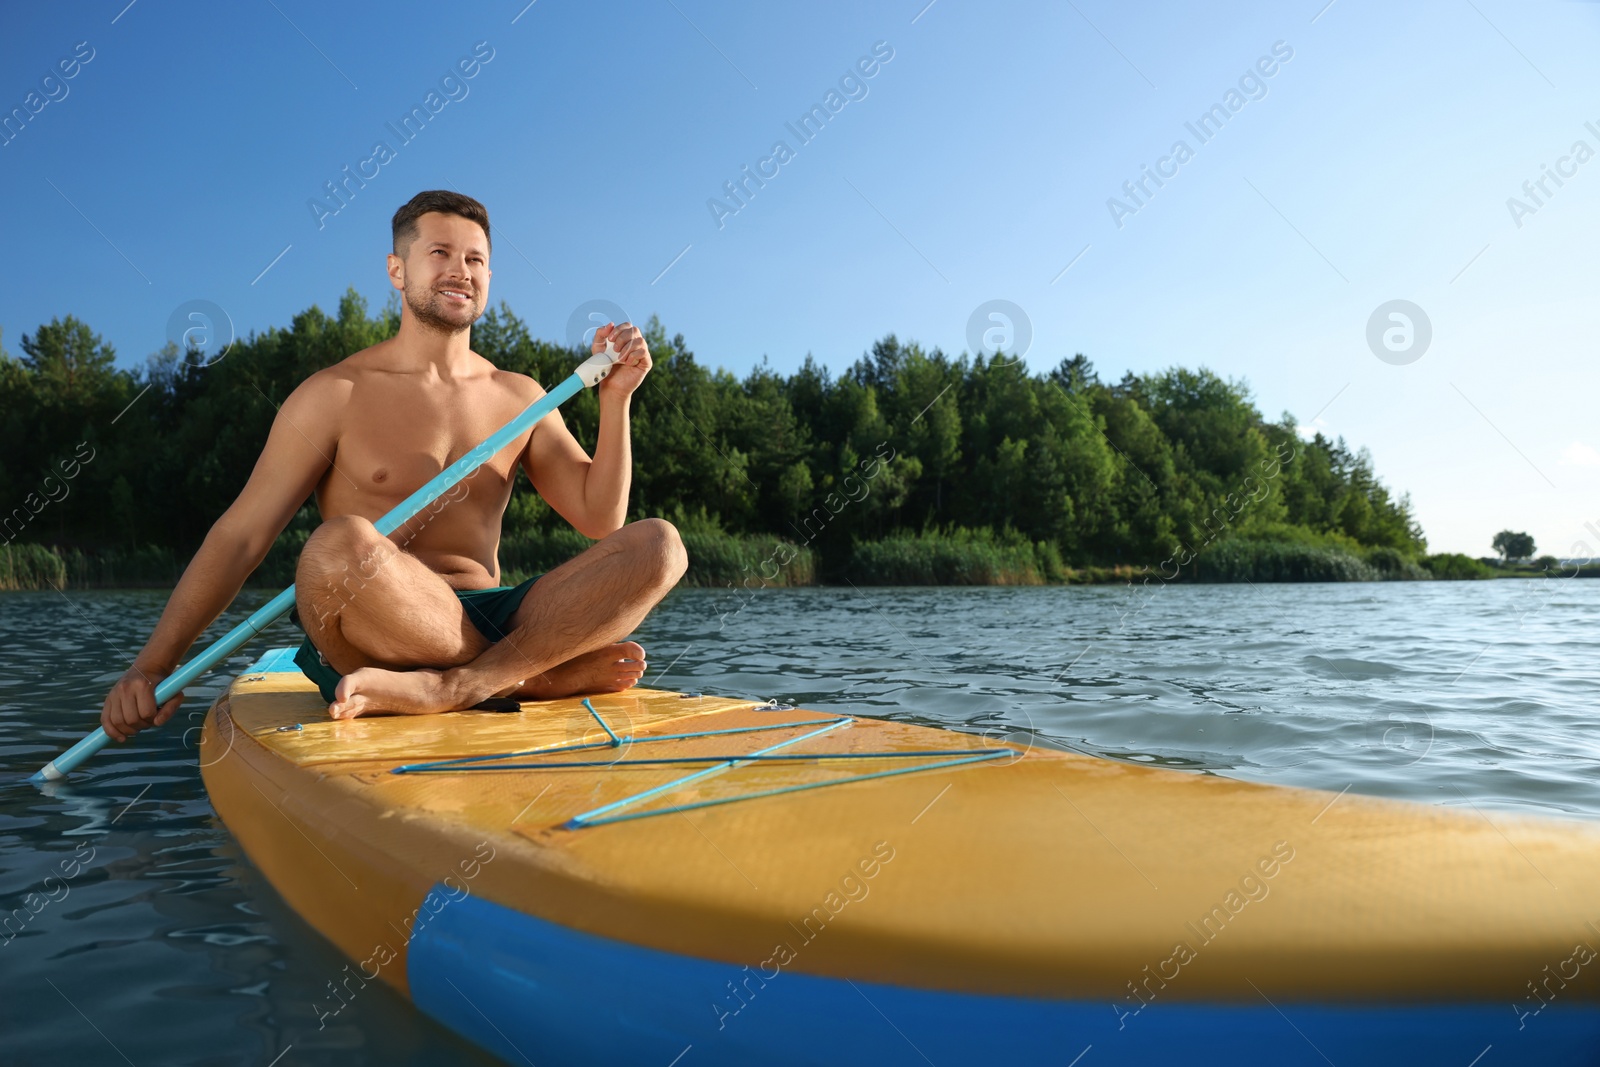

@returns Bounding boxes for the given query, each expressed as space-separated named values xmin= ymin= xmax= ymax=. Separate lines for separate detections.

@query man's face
xmin=390 ymin=212 xmax=490 ymax=334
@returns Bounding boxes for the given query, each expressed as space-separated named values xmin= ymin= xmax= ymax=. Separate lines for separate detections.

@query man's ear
xmin=386 ymin=253 xmax=405 ymax=290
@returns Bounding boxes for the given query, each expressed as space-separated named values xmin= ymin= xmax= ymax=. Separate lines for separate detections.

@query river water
xmin=2 ymin=580 xmax=1596 ymax=1064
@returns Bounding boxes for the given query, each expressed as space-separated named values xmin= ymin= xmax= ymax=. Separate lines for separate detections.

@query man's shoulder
xmin=280 ymin=350 xmax=368 ymax=416
xmin=295 ymin=342 xmax=389 ymax=393
xmin=481 ymin=359 xmax=545 ymax=401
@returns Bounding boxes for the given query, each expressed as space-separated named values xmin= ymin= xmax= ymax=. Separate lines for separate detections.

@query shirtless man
xmin=99 ymin=189 xmax=686 ymax=742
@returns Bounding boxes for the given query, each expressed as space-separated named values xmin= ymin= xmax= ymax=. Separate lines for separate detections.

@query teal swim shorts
xmin=291 ymin=574 xmax=543 ymax=703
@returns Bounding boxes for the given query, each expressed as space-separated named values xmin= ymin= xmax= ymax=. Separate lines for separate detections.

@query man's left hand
xmin=593 ymin=321 xmax=651 ymax=399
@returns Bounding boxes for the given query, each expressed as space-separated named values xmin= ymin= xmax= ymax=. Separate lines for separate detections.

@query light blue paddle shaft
xmin=29 ymin=346 xmax=618 ymax=783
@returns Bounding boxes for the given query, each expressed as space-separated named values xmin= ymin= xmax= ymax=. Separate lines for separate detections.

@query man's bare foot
xmin=326 ymin=642 xmax=647 ymax=720
xmin=516 ymin=642 xmax=648 ymax=700
xmin=328 ymin=666 xmax=463 ymax=720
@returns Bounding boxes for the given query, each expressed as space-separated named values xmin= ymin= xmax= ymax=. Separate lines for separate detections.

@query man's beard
xmin=405 ymin=281 xmax=481 ymax=334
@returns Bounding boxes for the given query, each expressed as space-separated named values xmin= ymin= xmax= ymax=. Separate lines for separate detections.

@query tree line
xmin=0 ymin=289 xmax=1427 ymax=581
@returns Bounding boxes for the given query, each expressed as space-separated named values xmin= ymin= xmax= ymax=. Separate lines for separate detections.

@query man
xmin=100 ymin=189 xmax=685 ymax=741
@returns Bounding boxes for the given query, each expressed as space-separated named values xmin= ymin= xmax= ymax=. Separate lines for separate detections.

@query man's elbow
xmin=208 ymin=517 xmax=270 ymax=566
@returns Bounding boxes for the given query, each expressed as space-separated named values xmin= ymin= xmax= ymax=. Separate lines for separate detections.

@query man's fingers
xmin=118 ymin=697 xmax=143 ymax=741
xmin=617 ymin=332 xmax=650 ymax=366
xmin=134 ymin=682 xmax=158 ymax=730
xmin=104 ymin=673 xmax=171 ymax=741
xmin=103 ymin=699 xmax=130 ymax=743
xmin=100 ymin=696 xmax=119 ymax=742
xmin=154 ymin=693 xmax=184 ymax=727
xmin=594 ymin=321 xmax=632 ymax=353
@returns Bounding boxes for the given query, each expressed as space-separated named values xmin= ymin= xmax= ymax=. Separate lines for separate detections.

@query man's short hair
xmin=391 ymin=190 xmax=491 ymax=258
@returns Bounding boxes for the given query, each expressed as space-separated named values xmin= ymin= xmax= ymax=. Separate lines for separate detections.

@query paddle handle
xmin=31 ymin=586 xmax=297 ymax=782
xmin=29 ymin=343 xmax=619 ymax=782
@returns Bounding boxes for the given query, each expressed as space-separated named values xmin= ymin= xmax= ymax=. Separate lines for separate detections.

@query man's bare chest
xmin=333 ymin=384 xmax=532 ymax=498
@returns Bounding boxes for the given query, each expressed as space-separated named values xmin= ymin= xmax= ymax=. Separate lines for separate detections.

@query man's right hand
xmin=101 ymin=664 xmax=184 ymax=743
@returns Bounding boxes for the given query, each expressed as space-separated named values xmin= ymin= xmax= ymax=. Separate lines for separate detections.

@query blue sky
xmin=2 ymin=0 xmax=1597 ymax=556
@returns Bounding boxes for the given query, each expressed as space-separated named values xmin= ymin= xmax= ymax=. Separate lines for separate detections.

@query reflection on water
xmin=2 ymin=580 xmax=1597 ymax=1062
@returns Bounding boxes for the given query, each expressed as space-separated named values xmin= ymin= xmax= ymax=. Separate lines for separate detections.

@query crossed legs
xmin=294 ymin=515 xmax=687 ymax=718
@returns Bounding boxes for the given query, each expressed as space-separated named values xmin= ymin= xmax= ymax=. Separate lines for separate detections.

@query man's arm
xmin=100 ymin=375 xmax=344 ymax=741
xmin=520 ymin=322 xmax=651 ymax=539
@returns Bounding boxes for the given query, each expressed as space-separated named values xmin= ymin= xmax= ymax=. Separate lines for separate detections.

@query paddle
xmin=29 ymin=341 xmax=621 ymax=783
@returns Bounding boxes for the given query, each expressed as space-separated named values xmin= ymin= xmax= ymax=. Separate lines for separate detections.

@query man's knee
xmin=628 ymin=518 xmax=688 ymax=585
xmin=296 ymin=516 xmax=398 ymax=621
xmin=298 ymin=516 xmax=387 ymax=579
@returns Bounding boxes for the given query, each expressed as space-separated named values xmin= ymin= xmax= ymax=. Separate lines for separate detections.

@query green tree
xmin=1088 ymin=386 xmax=1178 ymax=563
xmin=1492 ymin=530 xmax=1535 ymax=562
xmin=19 ymin=315 xmax=117 ymax=402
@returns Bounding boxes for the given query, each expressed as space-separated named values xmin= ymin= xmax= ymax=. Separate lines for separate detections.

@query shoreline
xmin=4 ymin=536 xmax=1580 ymax=593
xmin=4 ymin=571 xmax=1579 ymax=594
